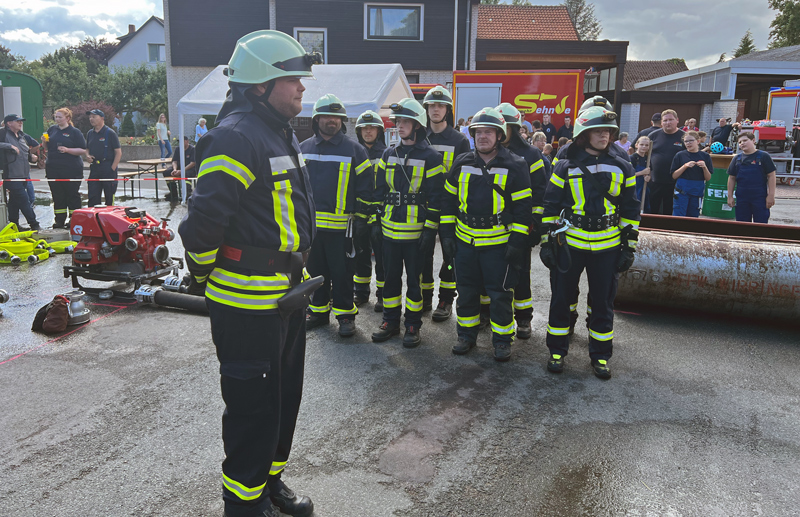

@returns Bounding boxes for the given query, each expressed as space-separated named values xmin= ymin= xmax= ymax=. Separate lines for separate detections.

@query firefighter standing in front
xmin=178 ymin=30 xmax=318 ymax=517
xmin=539 ymin=106 xmax=640 ymax=379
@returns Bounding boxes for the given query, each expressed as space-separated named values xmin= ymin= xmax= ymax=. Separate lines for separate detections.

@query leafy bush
xmin=120 ymin=112 xmax=135 ymax=137
xmin=68 ymin=100 xmax=117 ymax=134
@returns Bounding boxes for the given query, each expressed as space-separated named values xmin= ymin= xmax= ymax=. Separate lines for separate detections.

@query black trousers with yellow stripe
xmin=381 ymin=237 xmax=423 ymax=328
xmin=354 ymin=227 xmax=384 ymax=300
xmin=421 ymin=236 xmax=457 ymax=306
xmin=209 ymin=302 xmax=306 ymax=517
xmin=546 ymin=246 xmax=619 ymax=361
xmin=307 ymin=230 xmax=357 ymax=320
xmin=454 ymin=241 xmax=516 ymax=345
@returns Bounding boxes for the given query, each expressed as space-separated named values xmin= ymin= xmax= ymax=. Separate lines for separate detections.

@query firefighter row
xmin=303 ymin=85 xmax=639 ymax=377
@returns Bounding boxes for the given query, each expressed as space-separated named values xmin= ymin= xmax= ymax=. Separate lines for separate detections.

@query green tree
xmin=73 ymin=37 xmax=119 ymax=66
xmin=480 ymin=0 xmax=501 ymax=4
xmin=733 ymin=29 xmax=757 ymax=57
xmin=120 ymin=111 xmax=135 ymax=137
xmin=767 ymin=0 xmax=800 ymax=48
xmin=510 ymin=0 xmax=532 ymax=4
xmin=0 ymin=44 xmax=23 ymax=69
xmin=105 ymin=63 xmax=167 ymax=119
xmin=562 ymin=0 xmax=602 ymax=41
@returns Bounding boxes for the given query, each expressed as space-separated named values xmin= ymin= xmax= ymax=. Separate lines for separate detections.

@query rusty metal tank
xmin=616 ymin=215 xmax=800 ymax=322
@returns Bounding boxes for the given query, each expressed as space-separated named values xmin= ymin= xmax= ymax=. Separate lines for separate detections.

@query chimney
xmin=128 ymin=24 xmax=136 ymax=34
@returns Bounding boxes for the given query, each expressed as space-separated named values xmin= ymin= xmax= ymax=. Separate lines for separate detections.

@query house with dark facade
xmin=163 ymin=1 xmax=632 ymax=129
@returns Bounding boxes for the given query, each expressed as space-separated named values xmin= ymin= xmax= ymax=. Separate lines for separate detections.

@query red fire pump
xmin=63 ymin=206 xmax=183 ymax=295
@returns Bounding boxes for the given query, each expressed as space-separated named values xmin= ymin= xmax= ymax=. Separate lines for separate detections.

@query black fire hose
xmin=135 ymin=285 xmax=209 ymax=315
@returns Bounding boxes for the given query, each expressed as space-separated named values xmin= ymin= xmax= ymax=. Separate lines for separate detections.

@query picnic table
xmin=124 ymin=158 xmax=172 ymax=199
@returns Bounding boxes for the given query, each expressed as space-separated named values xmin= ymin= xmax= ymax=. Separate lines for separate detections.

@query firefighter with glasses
xmin=441 ymin=107 xmax=532 ymax=362
xmin=496 ymin=102 xmax=547 ymax=340
xmin=353 ymin=110 xmax=387 ymax=311
xmin=302 ymin=94 xmax=372 ymax=337
xmin=422 ymin=85 xmax=471 ymax=322
xmin=539 ymin=106 xmax=640 ymax=380
xmin=179 ymin=30 xmax=319 ymax=517
xmin=371 ymin=98 xmax=445 ymax=347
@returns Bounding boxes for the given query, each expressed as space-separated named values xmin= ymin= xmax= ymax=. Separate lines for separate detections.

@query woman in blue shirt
xmin=726 ymin=132 xmax=777 ymax=223
xmin=670 ymin=131 xmax=712 ymax=217
xmin=195 ymin=118 xmax=208 ymax=142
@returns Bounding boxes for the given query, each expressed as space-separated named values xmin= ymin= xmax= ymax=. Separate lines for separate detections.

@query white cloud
xmin=0 ymin=28 xmax=84 ymax=46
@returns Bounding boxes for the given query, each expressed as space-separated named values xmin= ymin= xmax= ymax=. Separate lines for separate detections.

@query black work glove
xmin=616 ymin=247 xmax=635 ymax=273
xmin=353 ymin=217 xmax=370 ymax=253
xmin=538 ymin=228 xmax=557 ymax=270
xmin=418 ymin=227 xmax=437 ymax=256
xmin=187 ymin=275 xmax=207 ymax=296
xmin=440 ymin=236 xmax=457 ymax=262
xmin=505 ymin=243 xmax=525 ymax=271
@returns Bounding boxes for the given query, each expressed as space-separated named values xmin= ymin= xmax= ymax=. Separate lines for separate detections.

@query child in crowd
xmin=670 ymin=131 xmax=712 ymax=217
xmin=630 ymin=136 xmax=652 ymax=213
xmin=726 ymin=132 xmax=777 ymax=223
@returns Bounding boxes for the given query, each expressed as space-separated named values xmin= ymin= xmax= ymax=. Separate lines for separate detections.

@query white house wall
xmin=108 ymin=20 xmax=166 ymax=70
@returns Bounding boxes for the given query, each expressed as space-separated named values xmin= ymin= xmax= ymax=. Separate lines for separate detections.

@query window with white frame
xmin=294 ymin=28 xmax=327 ymax=63
xmin=148 ymin=44 xmax=165 ymax=63
xmin=365 ymin=4 xmax=423 ymax=41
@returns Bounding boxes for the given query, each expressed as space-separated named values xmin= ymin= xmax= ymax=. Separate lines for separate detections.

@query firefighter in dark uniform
xmin=496 ymin=102 xmax=547 ymax=340
xmin=301 ymin=94 xmax=372 ymax=337
xmin=371 ymin=98 xmax=445 ymax=347
xmin=539 ymin=106 xmax=640 ymax=379
xmin=353 ymin=110 xmax=387 ymax=311
xmin=422 ymin=85 xmax=471 ymax=322
xmin=553 ymin=96 xmax=627 ymax=336
xmin=178 ymin=30 xmax=319 ymax=517
xmin=84 ymin=109 xmax=122 ymax=207
xmin=441 ymin=107 xmax=532 ymax=361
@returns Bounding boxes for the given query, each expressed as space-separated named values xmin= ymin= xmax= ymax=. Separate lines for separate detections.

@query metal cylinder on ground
xmin=617 ymin=215 xmax=800 ymax=322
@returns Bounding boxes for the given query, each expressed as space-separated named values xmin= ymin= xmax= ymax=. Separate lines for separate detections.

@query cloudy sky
xmin=0 ymin=0 xmax=777 ymax=69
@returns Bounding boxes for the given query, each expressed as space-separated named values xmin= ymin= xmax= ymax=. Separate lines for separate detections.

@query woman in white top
xmin=156 ymin=113 xmax=172 ymax=158
xmin=195 ymin=117 xmax=208 ymax=142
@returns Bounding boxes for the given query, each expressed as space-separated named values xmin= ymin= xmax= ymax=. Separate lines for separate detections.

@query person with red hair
xmin=45 ymin=108 xmax=86 ymax=228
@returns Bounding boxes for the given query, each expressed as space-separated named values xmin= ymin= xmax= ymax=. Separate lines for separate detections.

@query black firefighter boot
xmin=305 ymin=311 xmax=329 ymax=330
xmin=268 ymin=476 xmax=314 ymax=517
xmin=516 ymin=321 xmax=532 ymax=340
xmin=431 ymin=300 xmax=452 ymax=322
xmin=403 ymin=324 xmax=421 ymax=348
xmin=372 ymin=321 xmax=400 ymax=342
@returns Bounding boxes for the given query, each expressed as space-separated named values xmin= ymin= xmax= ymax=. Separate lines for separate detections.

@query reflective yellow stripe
xmin=316 ymin=212 xmax=350 ymax=230
xmin=530 ymin=159 xmax=544 ymax=173
xmin=491 ymin=319 xmax=515 ymax=335
xmin=510 ymin=188 xmax=532 ymax=201
xmin=421 ymin=282 xmax=435 ymax=290
xmin=514 ymin=298 xmax=533 ymax=310
xmin=209 ymin=269 xmax=290 ymax=291
xmin=542 ymin=216 xmax=559 ymax=223
xmin=355 ymin=159 xmax=372 ymax=175
xmin=589 ymin=329 xmax=614 ymax=341
xmin=336 ymin=161 xmax=350 ymax=213
xmin=570 ymin=177 xmax=586 ymax=214
xmin=353 ymin=275 xmax=371 ymax=284
xmin=533 ymin=206 xmax=544 ymax=215
xmin=332 ymin=304 xmax=358 ymax=316
xmin=547 ymin=325 xmax=570 ymax=336
xmin=222 ymin=473 xmax=265 ymax=501
xmin=492 ymin=173 xmax=508 ymax=214
xmin=565 ymin=234 xmax=621 ymax=251
xmin=273 ymin=180 xmax=299 ymax=251
xmin=198 ymin=155 xmax=255 ymax=189
xmin=511 ymin=223 xmax=528 ymax=234
xmin=427 ymin=164 xmax=445 ymax=177
xmin=424 ymin=220 xmax=439 ymax=230
xmin=549 ymin=174 xmax=565 ymax=188
xmin=444 ymin=180 xmax=458 ymax=195
xmin=624 ymin=176 xmax=636 ymax=188
xmin=621 ymin=218 xmax=640 ymax=230
xmin=457 ymin=314 xmax=481 ymax=327
xmin=440 ymin=215 xmax=456 ymax=224
xmin=480 ymin=295 xmax=490 ymax=304
xmin=269 ymin=461 xmax=287 ymax=476
xmin=383 ymin=295 xmax=402 ymax=308
xmin=440 ymin=281 xmax=456 ymax=289
xmin=309 ymin=302 xmax=331 ymax=313
xmin=188 ymin=248 xmax=218 ymax=265
xmin=405 ymin=297 xmax=423 ymax=312
xmin=458 ymin=173 xmax=470 ymax=213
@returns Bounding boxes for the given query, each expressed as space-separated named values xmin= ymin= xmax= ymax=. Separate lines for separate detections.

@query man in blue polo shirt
xmin=85 ymin=109 xmax=122 ymax=207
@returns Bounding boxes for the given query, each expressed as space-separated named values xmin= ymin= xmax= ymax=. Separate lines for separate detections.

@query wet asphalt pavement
xmin=2 ymin=191 xmax=800 ymax=516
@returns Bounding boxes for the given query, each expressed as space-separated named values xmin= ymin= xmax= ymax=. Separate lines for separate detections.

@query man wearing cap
xmin=422 ymin=85 xmax=471 ymax=322
xmin=0 ymin=114 xmax=41 ymax=231
xmin=632 ymin=113 xmax=662 ymax=147
xmin=301 ymin=93 xmax=372 ymax=338
xmin=85 ymin=109 xmax=122 ymax=207
xmin=178 ymin=30 xmax=319 ymax=517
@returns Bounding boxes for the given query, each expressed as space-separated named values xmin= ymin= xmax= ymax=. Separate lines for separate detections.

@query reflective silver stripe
xmin=488 ymin=167 xmax=508 ymax=175
xmin=430 ymin=144 xmax=455 ymax=153
xmin=197 ymin=156 xmax=255 ymax=188
xmin=210 ymin=269 xmax=290 ymax=289
xmin=270 ymin=155 xmax=299 ymax=172
xmin=205 ymin=283 xmax=284 ymax=307
xmin=274 ymin=180 xmax=297 ymax=251
xmin=222 ymin=474 xmax=265 ymax=501
xmin=460 ymin=166 xmax=483 ymax=175
xmin=387 ymin=156 xmax=426 ymax=168
xmin=303 ymin=153 xmax=353 ymax=163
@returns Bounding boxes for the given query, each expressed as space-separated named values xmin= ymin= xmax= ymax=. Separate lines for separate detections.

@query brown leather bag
xmin=32 ymin=295 xmax=71 ymax=334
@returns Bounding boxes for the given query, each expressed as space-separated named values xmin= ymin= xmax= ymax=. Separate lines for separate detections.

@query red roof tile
xmin=624 ymin=60 xmax=689 ymax=90
xmin=477 ymin=5 xmax=579 ymax=41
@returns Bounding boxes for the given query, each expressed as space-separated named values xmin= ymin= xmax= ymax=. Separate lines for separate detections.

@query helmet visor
xmin=389 ymin=103 xmax=421 ymax=119
xmin=274 ymin=52 xmax=322 ymax=79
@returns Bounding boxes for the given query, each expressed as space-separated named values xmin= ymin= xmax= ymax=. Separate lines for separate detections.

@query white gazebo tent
xmin=175 ymin=63 xmax=412 ymax=202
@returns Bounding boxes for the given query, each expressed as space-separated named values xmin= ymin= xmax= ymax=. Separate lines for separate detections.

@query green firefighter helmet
xmin=313 ymin=93 xmax=347 ymax=119
xmin=389 ymin=98 xmax=427 ymax=127
xmin=573 ymin=106 xmax=619 ymax=139
xmin=423 ymin=85 xmax=453 ymax=107
xmin=356 ymin=110 xmax=384 ymax=129
xmin=469 ymin=107 xmax=507 ymax=140
xmin=495 ymin=102 xmax=523 ymax=127
xmin=578 ymin=95 xmax=614 ymax=115
xmin=225 ymin=30 xmax=322 ymax=84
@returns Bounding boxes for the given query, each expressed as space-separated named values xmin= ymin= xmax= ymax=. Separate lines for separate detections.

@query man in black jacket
xmin=1 ymin=114 xmax=41 ymax=230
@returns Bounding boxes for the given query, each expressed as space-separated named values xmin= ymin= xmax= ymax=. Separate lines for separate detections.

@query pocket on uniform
xmin=220 ymin=360 xmax=270 ymax=380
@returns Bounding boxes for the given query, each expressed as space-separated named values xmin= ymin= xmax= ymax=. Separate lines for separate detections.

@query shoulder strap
xmin=477 ymin=161 xmax=513 ymax=212
xmin=575 ymin=161 xmax=620 ymax=208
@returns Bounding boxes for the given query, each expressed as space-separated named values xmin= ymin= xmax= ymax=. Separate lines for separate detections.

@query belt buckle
xmin=391 ymin=193 xmax=401 ymax=206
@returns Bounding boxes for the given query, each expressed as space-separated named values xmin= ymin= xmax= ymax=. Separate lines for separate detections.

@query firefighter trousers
xmin=546 ymin=246 xmax=620 ymax=360
xmin=381 ymin=237 xmax=423 ymax=329
xmin=512 ymin=246 xmax=533 ymax=324
xmin=208 ymin=302 xmax=306 ymax=517
xmin=454 ymin=241 xmax=516 ymax=345
xmin=421 ymin=234 xmax=456 ymax=305
xmin=353 ymin=226 xmax=384 ymax=299
xmin=48 ymin=178 xmax=82 ymax=225
xmin=87 ymin=165 xmax=118 ymax=207
xmin=306 ymin=230 xmax=357 ymax=320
